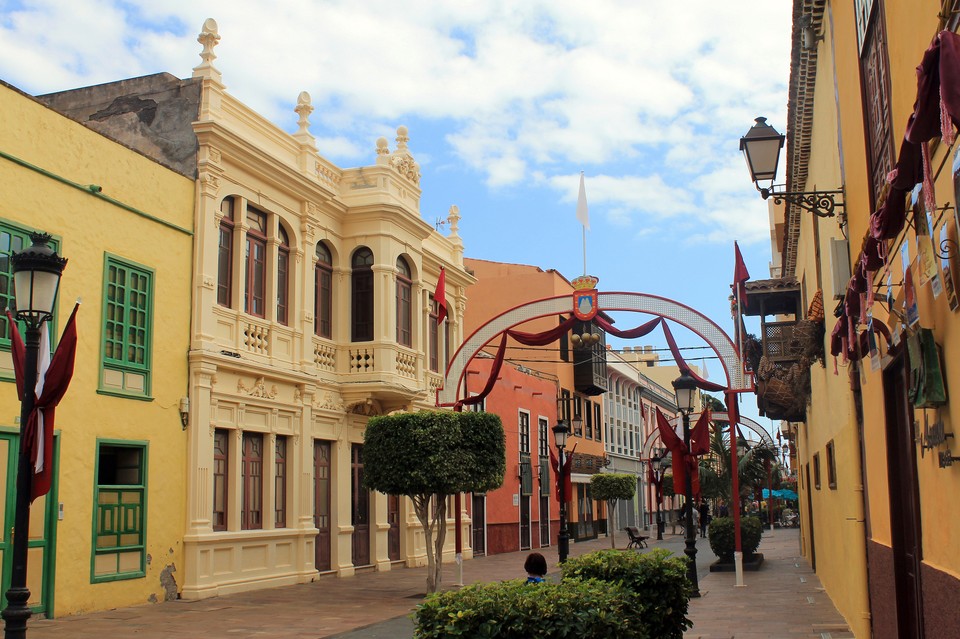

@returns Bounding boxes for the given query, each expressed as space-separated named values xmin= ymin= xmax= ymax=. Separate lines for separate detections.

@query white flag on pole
xmin=34 ymin=322 xmax=51 ymax=473
xmin=576 ymin=172 xmax=590 ymax=231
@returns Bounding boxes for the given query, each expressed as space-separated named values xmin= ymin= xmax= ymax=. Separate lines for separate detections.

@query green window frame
xmin=92 ymin=440 xmax=148 ymax=583
xmin=0 ymin=221 xmax=60 ymax=350
xmin=99 ymin=255 xmax=154 ymax=398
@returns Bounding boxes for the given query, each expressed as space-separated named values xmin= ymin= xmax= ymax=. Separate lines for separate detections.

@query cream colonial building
xmin=42 ymin=19 xmax=473 ymax=599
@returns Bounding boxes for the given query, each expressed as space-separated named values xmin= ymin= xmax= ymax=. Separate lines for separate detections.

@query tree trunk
xmin=412 ymin=495 xmax=438 ymax=593
xmin=609 ymin=500 xmax=617 ymax=548
xmin=432 ymin=498 xmax=447 ymax=592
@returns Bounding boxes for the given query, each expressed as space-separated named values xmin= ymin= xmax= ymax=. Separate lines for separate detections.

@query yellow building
xmin=0 ymin=80 xmax=194 ymax=616
xmin=746 ymin=2 xmax=960 ymax=636
xmin=38 ymin=19 xmax=474 ymax=599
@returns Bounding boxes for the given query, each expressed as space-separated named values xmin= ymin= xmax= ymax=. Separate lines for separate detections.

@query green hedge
xmin=707 ymin=515 xmax=763 ymax=560
xmin=414 ymin=578 xmax=648 ymax=639
xmin=562 ymin=549 xmax=692 ymax=639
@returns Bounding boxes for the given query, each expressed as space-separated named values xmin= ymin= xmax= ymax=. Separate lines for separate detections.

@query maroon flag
xmin=689 ymin=410 xmax=711 ymax=456
xmin=549 ymin=443 xmax=576 ymax=502
xmin=8 ymin=304 xmax=79 ymax=502
xmin=435 ymin=267 xmax=449 ymax=324
xmin=734 ymin=241 xmax=750 ymax=304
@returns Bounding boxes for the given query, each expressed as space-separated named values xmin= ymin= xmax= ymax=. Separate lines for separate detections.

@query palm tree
xmin=698 ymin=424 xmax=781 ymax=506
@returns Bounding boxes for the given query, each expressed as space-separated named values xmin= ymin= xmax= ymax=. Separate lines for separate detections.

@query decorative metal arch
xmin=640 ymin=412 xmax=774 ymax=461
xmin=437 ymin=291 xmax=751 ymax=407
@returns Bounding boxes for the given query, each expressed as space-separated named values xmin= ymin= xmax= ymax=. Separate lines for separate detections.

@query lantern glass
xmin=672 ymin=372 xmax=698 ymax=414
xmin=740 ymin=117 xmax=785 ymax=186
xmin=552 ymin=422 xmax=570 ymax=449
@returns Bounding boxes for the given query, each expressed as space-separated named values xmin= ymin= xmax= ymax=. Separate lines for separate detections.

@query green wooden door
xmin=0 ymin=429 xmax=58 ymax=618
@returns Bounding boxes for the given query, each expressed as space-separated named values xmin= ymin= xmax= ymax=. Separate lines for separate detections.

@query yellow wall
xmin=0 ymin=81 xmax=194 ymax=615
xmin=786 ymin=1 xmax=960 ymax=635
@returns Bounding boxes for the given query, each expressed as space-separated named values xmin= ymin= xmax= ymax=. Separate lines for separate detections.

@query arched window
xmin=396 ymin=257 xmax=412 ymax=347
xmin=315 ymin=242 xmax=333 ymax=339
xmin=351 ymin=248 xmax=374 ymax=342
xmin=217 ymin=197 xmax=235 ymax=307
xmin=277 ymin=226 xmax=290 ymax=325
xmin=244 ymin=207 xmax=267 ymax=318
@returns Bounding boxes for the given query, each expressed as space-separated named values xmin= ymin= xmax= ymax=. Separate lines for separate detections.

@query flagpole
xmin=582 ymin=225 xmax=587 ymax=276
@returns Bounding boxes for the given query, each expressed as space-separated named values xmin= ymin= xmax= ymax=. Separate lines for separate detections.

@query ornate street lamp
xmin=4 ymin=233 xmax=67 ymax=638
xmin=552 ymin=416 xmax=577 ymax=564
xmin=740 ymin=117 xmax=845 ymax=223
xmin=672 ymin=371 xmax=701 ymax=598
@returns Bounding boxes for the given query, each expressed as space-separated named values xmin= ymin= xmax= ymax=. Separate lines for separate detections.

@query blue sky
xmin=0 ymin=0 xmax=792 ymax=430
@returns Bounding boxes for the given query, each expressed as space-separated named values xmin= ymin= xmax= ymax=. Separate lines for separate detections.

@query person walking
xmin=698 ymin=501 xmax=710 ymax=538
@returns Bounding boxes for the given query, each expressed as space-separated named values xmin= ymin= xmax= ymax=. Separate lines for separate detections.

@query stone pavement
xmin=27 ymin=527 xmax=853 ymax=638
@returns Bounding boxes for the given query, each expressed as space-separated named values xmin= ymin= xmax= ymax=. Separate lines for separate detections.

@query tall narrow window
xmin=315 ymin=242 xmax=332 ymax=338
xmin=275 ymin=436 xmax=287 ymax=528
xmin=242 ymin=433 xmax=263 ymax=530
xmin=396 ymin=257 xmax=412 ymax=347
xmin=0 ymin=222 xmax=55 ymax=347
xmin=277 ymin=226 xmax=290 ymax=325
xmin=93 ymin=441 xmax=147 ymax=582
xmin=213 ymin=429 xmax=228 ymax=531
xmin=244 ymin=208 xmax=267 ymax=318
xmin=217 ymin=197 xmax=234 ymax=307
xmin=585 ymin=400 xmax=594 ymax=439
xmin=519 ymin=411 xmax=531 ymax=454
xmin=351 ymin=248 xmax=374 ymax=342
xmin=519 ymin=412 xmax=532 ymax=497
xmin=428 ymin=296 xmax=439 ymax=372
xmin=101 ymin=256 xmax=153 ymax=397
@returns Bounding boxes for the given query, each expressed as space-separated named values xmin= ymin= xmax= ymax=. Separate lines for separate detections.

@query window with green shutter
xmin=100 ymin=256 xmax=153 ymax=397
xmin=0 ymin=222 xmax=59 ymax=350
xmin=92 ymin=441 xmax=147 ymax=582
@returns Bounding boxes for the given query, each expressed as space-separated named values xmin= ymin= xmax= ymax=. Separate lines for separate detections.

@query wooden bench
xmin=624 ymin=526 xmax=649 ymax=549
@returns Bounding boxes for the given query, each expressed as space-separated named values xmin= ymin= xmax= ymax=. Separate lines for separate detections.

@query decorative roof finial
xmin=293 ymin=91 xmax=316 ymax=147
xmin=447 ymin=205 xmax=461 ymax=237
xmin=193 ymin=18 xmax=222 ymax=82
xmin=395 ymin=125 xmax=409 ymax=152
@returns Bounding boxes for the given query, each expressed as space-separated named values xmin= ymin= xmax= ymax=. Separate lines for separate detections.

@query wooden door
xmin=313 ymin=440 xmax=331 ymax=572
xmin=539 ymin=494 xmax=550 ymax=547
xmin=387 ymin=494 xmax=400 ymax=561
xmin=471 ymin=495 xmax=485 ymax=557
xmin=350 ymin=444 xmax=370 ymax=567
xmin=883 ymin=355 xmax=925 ymax=638
xmin=519 ymin=496 xmax=531 ymax=551
xmin=0 ymin=431 xmax=57 ymax=618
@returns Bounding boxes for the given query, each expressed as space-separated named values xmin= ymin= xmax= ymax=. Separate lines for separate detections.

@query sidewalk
xmin=27 ymin=527 xmax=852 ymax=638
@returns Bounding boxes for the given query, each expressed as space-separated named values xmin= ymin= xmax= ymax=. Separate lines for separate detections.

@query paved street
xmin=28 ymin=527 xmax=851 ymax=638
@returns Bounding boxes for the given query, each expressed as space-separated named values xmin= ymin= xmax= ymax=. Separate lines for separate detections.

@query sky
xmin=0 ymin=0 xmax=792 ymax=435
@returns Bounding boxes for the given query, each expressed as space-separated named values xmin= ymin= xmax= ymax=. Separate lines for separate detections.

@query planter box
xmin=708 ymin=553 xmax=765 ymax=572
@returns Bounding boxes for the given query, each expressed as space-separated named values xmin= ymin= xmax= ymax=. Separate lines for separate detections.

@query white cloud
xmin=0 ymin=0 xmax=791 ymax=245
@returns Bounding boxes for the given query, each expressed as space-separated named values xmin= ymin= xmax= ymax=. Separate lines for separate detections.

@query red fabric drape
xmin=8 ymin=304 xmax=79 ymax=502
xmin=593 ymin=315 xmax=661 ymax=339
xmin=734 ymin=241 xmax=750 ymax=304
xmin=661 ymin=322 xmax=727 ymax=392
xmin=458 ymin=316 xmax=578 ymax=408
xmin=656 ymin=407 xmax=705 ymax=499
xmin=434 ymin=267 xmax=448 ymax=325
xmin=549 ymin=445 xmax=575 ymax=502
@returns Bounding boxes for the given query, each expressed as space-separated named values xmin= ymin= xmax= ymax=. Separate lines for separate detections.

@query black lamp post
xmin=552 ymin=419 xmax=573 ymax=563
xmin=652 ymin=447 xmax=668 ymax=540
xmin=672 ymin=371 xmax=701 ymax=598
xmin=3 ymin=233 xmax=66 ymax=639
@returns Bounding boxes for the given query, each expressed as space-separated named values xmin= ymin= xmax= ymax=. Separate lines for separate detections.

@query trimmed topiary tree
xmin=363 ymin=410 xmax=505 ymax=593
xmin=707 ymin=515 xmax=763 ymax=561
xmin=590 ymin=473 xmax=637 ymax=548
xmin=562 ymin=549 xmax=693 ymax=639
